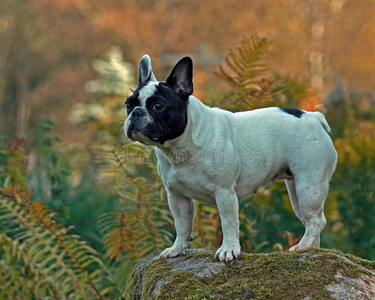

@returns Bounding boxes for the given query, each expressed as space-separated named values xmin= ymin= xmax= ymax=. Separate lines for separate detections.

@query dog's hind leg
xmin=289 ymin=177 xmax=328 ymax=251
xmin=285 ymin=179 xmax=305 ymax=227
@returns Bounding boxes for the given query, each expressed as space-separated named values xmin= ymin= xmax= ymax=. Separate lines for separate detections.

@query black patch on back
xmin=279 ymin=107 xmax=304 ymax=118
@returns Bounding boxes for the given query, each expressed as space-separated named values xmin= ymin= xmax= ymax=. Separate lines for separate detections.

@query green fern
xmin=0 ymin=185 xmax=117 ymax=299
xmin=216 ymin=36 xmax=285 ymax=110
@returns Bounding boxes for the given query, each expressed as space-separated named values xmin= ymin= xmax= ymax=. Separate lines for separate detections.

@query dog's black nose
xmin=131 ymin=107 xmax=146 ymax=118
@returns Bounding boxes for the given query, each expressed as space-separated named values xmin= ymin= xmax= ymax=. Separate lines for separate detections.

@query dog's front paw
xmin=215 ymin=243 xmax=241 ymax=262
xmin=159 ymin=244 xmax=186 ymax=259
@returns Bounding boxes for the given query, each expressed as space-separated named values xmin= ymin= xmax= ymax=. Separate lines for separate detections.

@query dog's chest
xmin=158 ymin=161 xmax=216 ymax=204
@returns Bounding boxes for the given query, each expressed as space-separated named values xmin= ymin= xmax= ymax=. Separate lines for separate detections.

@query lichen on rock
xmin=122 ymin=248 xmax=375 ymax=300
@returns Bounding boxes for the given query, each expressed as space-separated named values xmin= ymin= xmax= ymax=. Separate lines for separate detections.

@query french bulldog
xmin=124 ymin=54 xmax=337 ymax=262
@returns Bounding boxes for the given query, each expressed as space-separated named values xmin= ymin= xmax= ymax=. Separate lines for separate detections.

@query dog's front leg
xmin=215 ymin=188 xmax=241 ymax=262
xmin=159 ymin=192 xmax=194 ymax=259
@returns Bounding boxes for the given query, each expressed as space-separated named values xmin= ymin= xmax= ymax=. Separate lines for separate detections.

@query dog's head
xmin=124 ymin=55 xmax=193 ymax=145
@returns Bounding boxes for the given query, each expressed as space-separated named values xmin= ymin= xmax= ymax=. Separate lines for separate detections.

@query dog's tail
xmin=310 ymin=111 xmax=331 ymax=133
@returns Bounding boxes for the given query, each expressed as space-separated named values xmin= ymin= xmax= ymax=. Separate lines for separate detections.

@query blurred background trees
xmin=0 ymin=0 xmax=374 ymax=297
xmin=1 ymin=0 xmax=375 ymax=140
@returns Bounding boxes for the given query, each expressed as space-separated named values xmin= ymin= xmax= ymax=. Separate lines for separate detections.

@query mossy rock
xmin=122 ymin=248 xmax=375 ymax=300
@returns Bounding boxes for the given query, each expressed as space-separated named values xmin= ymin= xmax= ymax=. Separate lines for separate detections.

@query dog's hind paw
xmin=289 ymin=244 xmax=301 ymax=251
xmin=289 ymin=243 xmax=313 ymax=251
xmin=159 ymin=245 xmax=186 ymax=259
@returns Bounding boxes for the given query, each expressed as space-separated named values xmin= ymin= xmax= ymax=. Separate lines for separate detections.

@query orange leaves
xmin=298 ymin=93 xmax=324 ymax=112
xmin=101 ymin=212 xmax=143 ymax=263
xmin=0 ymin=185 xmax=33 ymax=202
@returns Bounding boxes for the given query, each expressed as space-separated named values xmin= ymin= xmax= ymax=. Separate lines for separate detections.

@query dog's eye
xmin=153 ymin=103 xmax=163 ymax=111
xmin=125 ymin=102 xmax=131 ymax=110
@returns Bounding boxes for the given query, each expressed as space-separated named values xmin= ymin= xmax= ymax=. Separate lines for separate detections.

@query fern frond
xmin=215 ymin=36 xmax=291 ymax=111
xmin=0 ymin=186 xmax=117 ymax=299
xmin=0 ymin=138 xmax=28 ymax=189
xmin=100 ymin=212 xmax=142 ymax=262
xmin=191 ymin=202 xmax=221 ymax=248
xmin=216 ymin=36 xmax=270 ymax=91
xmin=0 ymin=232 xmax=66 ymax=300
xmin=99 ymin=144 xmax=174 ymax=265
xmin=236 ymin=78 xmax=286 ymax=111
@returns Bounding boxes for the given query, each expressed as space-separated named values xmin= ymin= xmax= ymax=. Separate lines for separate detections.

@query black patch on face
xmin=125 ymin=82 xmax=188 ymax=144
xmin=124 ymin=82 xmax=147 ymax=112
xmin=146 ymin=83 xmax=188 ymax=144
xmin=279 ymin=107 xmax=305 ymax=118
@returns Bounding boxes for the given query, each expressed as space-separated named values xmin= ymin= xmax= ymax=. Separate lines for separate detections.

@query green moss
xmin=184 ymin=250 xmax=217 ymax=260
xmin=122 ymin=256 xmax=173 ymax=300
xmin=342 ymin=252 xmax=375 ymax=272
xmin=157 ymin=272 xmax=215 ymax=300
xmin=122 ymin=248 xmax=374 ymax=300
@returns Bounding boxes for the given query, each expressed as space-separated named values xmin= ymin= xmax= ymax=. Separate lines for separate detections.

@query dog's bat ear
xmin=139 ymin=54 xmax=157 ymax=84
xmin=165 ymin=57 xmax=193 ymax=99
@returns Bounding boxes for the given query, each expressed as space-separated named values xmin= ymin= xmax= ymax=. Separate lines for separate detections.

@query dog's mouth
xmin=125 ymin=119 xmax=161 ymax=145
xmin=126 ymin=123 xmax=145 ymax=142
xmin=125 ymin=118 xmax=143 ymax=138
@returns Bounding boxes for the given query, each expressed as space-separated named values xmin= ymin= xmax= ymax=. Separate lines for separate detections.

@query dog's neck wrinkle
xmin=156 ymin=96 xmax=210 ymax=154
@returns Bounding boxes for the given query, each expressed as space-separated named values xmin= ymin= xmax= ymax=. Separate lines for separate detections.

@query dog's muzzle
xmin=125 ymin=107 xmax=148 ymax=140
